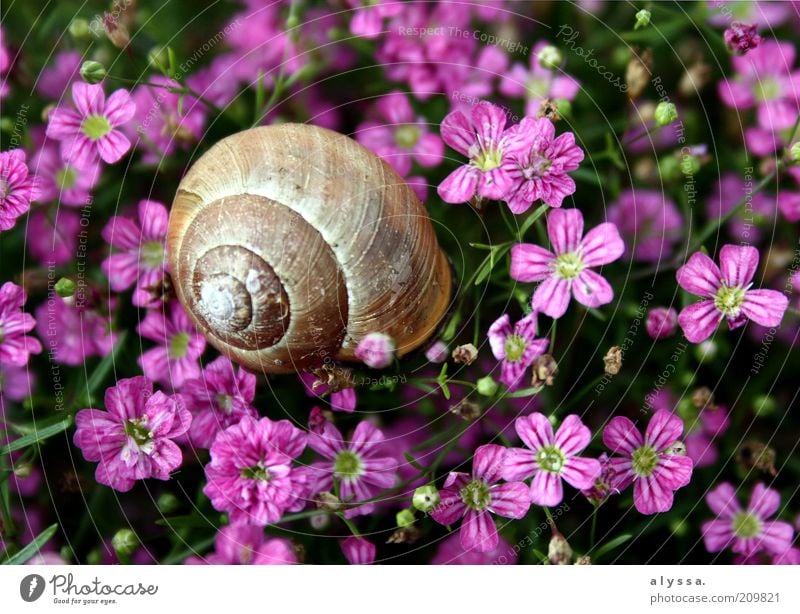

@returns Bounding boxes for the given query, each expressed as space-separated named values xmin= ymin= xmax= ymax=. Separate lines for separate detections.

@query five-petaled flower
xmin=676 ymin=244 xmax=788 ymax=343
xmin=487 ymin=312 xmax=549 ymax=391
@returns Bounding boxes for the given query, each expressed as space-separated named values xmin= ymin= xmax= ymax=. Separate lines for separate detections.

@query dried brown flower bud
xmin=548 ymin=532 xmax=573 ymax=565
xmin=449 ymin=399 xmax=482 ymax=422
xmin=308 ymin=363 xmax=354 ymax=393
xmin=536 ymin=98 xmax=561 ymax=122
xmin=531 ymin=354 xmax=559 ymax=387
xmin=574 ymin=554 xmax=592 ymax=565
xmin=386 ymin=526 xmax=422 ymax=545
xmin=315 ymin=492 xmax=344 ymax=512
xmin=452 ymin=343 xmax=478 ymax=365
xmin=737 ymin=441 xmax=777 ymax=476
xmin=691 ymin=386 xmax=715 ymax=410
xmin=679 ymin=62 xmax=711 ymax=97
xmin=625 ymin=48 xmax=653 ymax=100
xmin=102 ymin=13 xmax=130 ymax=49
xmin=603 ymin=346 xmax=623 ymax=376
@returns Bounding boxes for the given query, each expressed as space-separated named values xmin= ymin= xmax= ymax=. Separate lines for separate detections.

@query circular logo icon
xmin=20 ymin=574 xmax=45 ymax=602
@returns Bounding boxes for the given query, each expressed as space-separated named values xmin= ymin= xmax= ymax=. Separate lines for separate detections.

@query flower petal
xmin=580 ymin=223 xmax=625 ymax=267
xmin=532 ymin=276 xmax=571 ymax=318
xmin=602 ymin=416 xmax=643 ymax=455
xmin=530 ymin=470 xmax=564 ymax=506
xmin=572 ymin=269 xmax=614 ymax=309
xmin=547 ymin=208 xmax=583 ymax=254
xmin=676 ymin=251 xmax=722 ymax=298
xmin=741 ymin=289 xmax=789 ymax=327
xmin=460 ymin=509 xmax=498 ymax=553
xmin=554 ymin=415 xmax=591 ymax=456
xmin=510 ymin=243 xmax=554 ymax=282
xmin=489 ymin=482 xmax=531 ymax=519
xmin=645 ymin=409 xmax=684 ymax=451
xmin=678 ymin=300 xmax=723 ymax=343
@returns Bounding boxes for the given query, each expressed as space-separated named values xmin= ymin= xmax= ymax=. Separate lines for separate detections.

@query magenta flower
xmin=702 ymin=482 xmax=794 ymax=558
xmin=676 ymin=245 xmax=789 ymax=343
xmin=180 ymin=356 xmax=258 ymax=448
xmin=354 ymin=332 xmax=395 ymax=369
xmin=0 ymin=281 xmax=42 ymax=367
xmin=306 ymin=417 xmax=397 ymax=518
xmin=203 ymin=416 xmax=309 ymax=526
xmin=137 ymin=304 xmax=206 ymax=389
xmin=46 ymin=81 xmax=136 ymax=167
xmin=186 ymin=524 xmax=296 ymax=565
xmin=341 ymin=536 xmax=376 ymax=565
xmin=431 ymin=532 xmax=517 ymax=565
xmin=602 ymin=410 xmax=693 ymax=515
xmin=431 ymin=444 xmax=531 ymax=552
xmin=299 ymin=372 xmax=356 ymax=414
xmin=346 ymin=0 xmax=403 ymax=39
xmin=102 ymin=199 xmax=169 ymax=308
xmin=73 ymin=376 xmax=191 ymax=492
xmin=500 ymin=40 xmax=580 ymax=117
xmin=30 ymin=141 xmax=100 ymax=206
xmin=487 ymin=312 xmax=549 ymax=391
xmin=503 ymin=413 xmax=601 ymax=506
xmin=36 ymin=50 xmax=81 ymax=100
xmin=27 ymin=208 xmax=81 ymax=267
xmin=356 ymin=91 xmax=444 ymax=177
xmin=510 ymin=208 xmax=625 ymax=319
xmin=501 ymin=117 xmax=583 ymax=212
xmin=0 ymin=149 xmax=39 ymax=232
xmin=707 ymin=173 xmax=774 ymax=243
xmin=607 ymin=189 xmax=683 ymax=263
xmin=724 ymin=22 xmax=762 ymax=55
xmin=0 ymin=362 xmax=34 ymax=405
xmin=35 ymin=294 xmax=116 ymax=366
xmin=437 ymin=102 xmax=517 ymax=203
xmin=646 ymin=307 xmax=679 ymax=340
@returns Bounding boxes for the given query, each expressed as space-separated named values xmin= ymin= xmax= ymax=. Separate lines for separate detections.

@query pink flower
xmin=702 ymin=482 xmax=794 ymax=558
xmin=0 ymin=282 xmax=42 ymax=367
xmin=356 ymin=91 xmax=444 ymax=177
xmin=46 ymin=82 xmax=136 ymax=167
xmin=707 ymin=173 xmax=774 ymax=242
xmin=180 ymin=356 xmax=258 ymax=448
xmin=186 ymin=524 xmax=296 ymax=565
xmin=354 ymin=332 xmax=396 ymax=369
xmin=487 ymin=312 xmax=549 ymax=391
xmin=502 ymin=117 xmax=584 ymax=212
xmin=36 ymin=50 xmax=81 ymax=100
xmin=602 ymin=410 xmax=693 ymax=515
xmin=0 ymin=362 xmax=34 ymax=405
xmin=203 ymin=416 xmax=309 ymax=526
xmin=341 ymin=536 xmax=376 ymax=565
xmin=580 ymin=452 xmax=619 ymax=504
xmin=102 ymin=199 xmax=169 ymax=308
xmin=437 ymin=102 xmax=516 ymax=203
xmin=707 ymin=1 xmax=790 ymax=28
xmin=510 ymin=208 xmax=625 ymax=319
xmin=724 ymin=22 xmax=762 ymax=55
xmin=306 ymin=416 xmax=397 ymax=518
xmin=0 ymin=149 xmax=39 ymax=232
xmin=27 ymin=208 xmax=81 ymax=267
xmin=125 ymin=76 xmax=206 ymax=164
xmin=607 ymin=189 xmax=683 ymax=263
xmin=137 ymin=304 xmax=206 ymax=389
xmin=346 ymin=0 xmax=403 ymax=39
xmin=503 ymin=413 xmax=601 ymax=506
xmin=73 ymin=376 xmax=191 ymax=492
xmin=299 ymin=372 xmax=356 ymax=414
xmin=425 ymin=340 xmax=448 ymax=363
xmin=646 ymin=307 xmax=679 ymax=340
xmin=431 ymin=532 xmax=518 ymax=565
xmin=30 ymin=141 xmax=100 ymax=206
xmin=430 ymin=444 xmax=531 ymax=553
xmin=676 ymin=245 xmax=789 ymax=343
xmin=500 ymin=40 xmax=580 ymax=117
xmin=35 ymin=294 xmax=116 ymax=366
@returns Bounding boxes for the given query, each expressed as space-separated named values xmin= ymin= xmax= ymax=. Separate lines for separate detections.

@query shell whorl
xmin=167 ymin=124 xmax=452 ymax=374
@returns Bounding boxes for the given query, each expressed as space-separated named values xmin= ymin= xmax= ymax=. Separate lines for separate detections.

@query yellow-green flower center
xmin=241 ymin=462 xmax=271 ymax=481
xmin=124 ymin=416 xmax=152 ymax=447
xmin=472 ymin=146 xmax=503 ymax=171
xmin=216 ymin=393 xmax=233 ymax=413
xmin=631 ymin=444 xmax=659 ymax=477
xmin=460 ymin=479 xmax=491 ymax=511
xmin=504 ymin=334 xmax=527 ymax=362
xmin=55 ymin=167 xmax=78 ymax=190
xmin=334 ymin=450 xmax=363 ymax=482
xmin=554 ymin=251 xmax=584 ymax=280
xmin=732 ymin=511 xmax=761 ymax=538
xmin=537 ymin=445 xmax=566 ymax=473
xmin=81 ymin=114 xmax=112 ymax=140
xmin=168 ymin=332 xmax=190 ymax=359
xmin=714 ymin=284 xmax=746 ymax=317
xmin=141 ymin=240 xmax=165 ymax=269
xmin=395 ymin=124 xmax=421 ymax=149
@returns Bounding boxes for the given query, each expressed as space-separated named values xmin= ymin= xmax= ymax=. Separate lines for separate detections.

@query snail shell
xmin=167 ymin=123 xmax=452 ymax=374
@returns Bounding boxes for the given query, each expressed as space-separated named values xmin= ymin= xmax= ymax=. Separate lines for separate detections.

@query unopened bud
xmin=316 ymin=492 xmax=344 ymax=512
xmin=537 ymin=45 xmax=562 ymax=70
xmin=654 ymin=102 xmax=678 ymax=126
xmin=13 ymin=461 xmax=32 ymax=479
xmin=625 ymin=48 xmax=653 ymax=100
xmin=111 ymin=529 xmax=138 ymax=556
xmin=396 ymin=509 xmax=415 ymax=529
xmin=753 ymin=394 xmax=777 ymax=417
xmin=79 ymin=60 xmax=106 ymax=84
xmin=634 ymin=9 xmax=651 ymax=29
xmin=425 ymin=340 xmax=448 ymax=363
xmin=69 ymin=18 xmax=92 ymax=40
xmin=679 ymin=62 xmax=711 ymax=97
xmin=603 ymin=346 xmax=622 ymax=376
xmin=737 ymin=441 xmax=777 ymax=476
xmin=531 ymin=354 xmax=558 ymax=387
xmin=102 ymin=13 xmax=130 ymax=49
xmin=548 ymin=532 xmax=573 ymax=565
xmin=157 ymin=493 xmax=179 ymax=514
xmin=476 ymin=375 xmax=498 ymax=397
xmin=450 ymin=399 xmax=481 ymax=421
xmin=412 ymin=485 xmax=440 ymax=512
xmin=452 ymin=343 xmax=478 ymax=365
xmin=724 ymin=22 xmax=761 ymax=55
xmin=386 ymin=526 xmax=422 ymax=544
xmin=790 ymin=142 xmax=800 ymax=163
xmin=694 ymin=339 xmax=718 ymax=363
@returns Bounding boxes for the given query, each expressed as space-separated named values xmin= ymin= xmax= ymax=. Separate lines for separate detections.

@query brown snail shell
xmin=167 ymin=123 xmax=452 ymax=374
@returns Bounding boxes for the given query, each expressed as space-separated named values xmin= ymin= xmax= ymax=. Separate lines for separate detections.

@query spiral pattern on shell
xmin=167 ymin=123 xmax=453 ymax=374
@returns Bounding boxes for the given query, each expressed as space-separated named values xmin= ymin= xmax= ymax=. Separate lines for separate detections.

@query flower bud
xmin=79 ymin=60 xmax=106 ymax=84
xmin=691 ymin=386 xmax=714 ymax=409
xmin=310 ymin=512 xmax=331 ymax=531
xmin=790 ymin=141 xmax=800 ymax=163
xmin=603 ymin=346 xmax=622 ymax=375
xmin=54 ymin=277 xmax=77 ymax=298
xmin=476 ymin=375 xmax=498 ymax=397
xmin=102 ymin=13 xmax=130 ymax=49
xmin=355 ymin=332 xmax=396 ymax=369
xmin=537 ymin=45 xmax=562 ymax=70
xmin=634 ymin=9 xmax=651 ymax=29
xmin=450 ymin=399 xmax=481 ymax=421
xmin=531 ymin=354 xmax=558 ymax=387
xmin=316 ymin=492 xmax=344 ymax=512
xmin=625 ymin=48 xmax=653 ymax=100
xmin=111 ymin=529 xmax=138 ymax=557
xmin=412 ymin=485 xmax=440 ymax=512
xmin=574 ymin=554 xmax=592 ymax=565
xmin=753 ymin=394 xmax=777 ymax=417
xmin=548 ymin=532 xmax=573 ymax=565
xmin=396 ymin=509 xmax=415 ymax=528
xmin=737 ymin=440 xmax=777 ymax=476
xmin=694 ymin=339 xmax=718 ymax=363
xmin=157 ymin=493 xmax=179 ymax=514
xmin=13 ymin=461 xmax=32 ymax=479
xmin=654 ymin=102 xmax=678 ymax=126
xmin=679 ymin=62 xmax=711 ymax=97
xmin=646 ymin=307 xmax=678 ymax=339
xmin=451 ymin=343 xmax=478 ymax=365
xmin=425 ymin=340 xmax=448 ymax=363
xmin=69 ymin=18 xmax=92 ymax=40
xmin=724 ymin=22 xmax=761 ymax=55
xmin=386 ymin=526 xmax=422 ymax=544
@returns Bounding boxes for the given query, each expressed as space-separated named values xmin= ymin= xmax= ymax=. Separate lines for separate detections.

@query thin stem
xmin=589 ymin=505 xmax=599 ymax=552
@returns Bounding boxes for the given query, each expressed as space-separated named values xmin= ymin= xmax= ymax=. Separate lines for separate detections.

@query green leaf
xmin=442 ymin=312 xmax=461 ymax=341
xmin=504 ymin=386 xmax=543 ymax=398
xmin=403 ymin=452 xmax=426 ymax=472
xmin=474 ymin=244 xmax=512 ymax=286
xmin=0 ymin=416 xmax=73 ymax=456
xmin=592 ymin=533 xmax=633 ymax=561
xmin=517 ymin=204 xmax=549 ymax=240
xmin=2 ymin=524 xmax=58 ymax=565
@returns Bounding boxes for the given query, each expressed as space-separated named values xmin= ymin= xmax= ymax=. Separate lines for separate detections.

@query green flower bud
xmin=753 ymin=394 xmax=777 ymax=417
xmin=537 ymin=45 xmax=563 ymax=70
xmin=658 ymin=155 xmax=680 ymax=181
xmin=111 ymin=529 xmax=138 ymax=556
xmin=396 ymin=508 xmax=415 ymax=528
xmin=680 ymin=153 xmax=701 ymax=176
xmin=476 ymin=375 xmax=498 ymax=397
xmin=80 ymin=60 xmax=106 ymax=84
xmin=157 ymin=492 xmax=179 ymax=514
xmin=634 ymin=9 xmax=651 ymax=30
xmin=86 ymin=548 xmax=103 ymax=565
xmin=55 ymin=277 xmax=77 ymax=298
xmin=654 ymin=101 xmax=678 ymax=126
xmin=412 ymin=484 xmax=440 ymax=512
xmin=147 ymin=46 xmax=170 ymax=72
xmin=69 ymin=18 xmax=91 ymax=40
xmin=790 ymin=141 xmax=800 ymax=163
xmin=555 ymin=98 xmax=572 ymax=117
xmin=694 ymin=339 xmax=717 ymax=363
